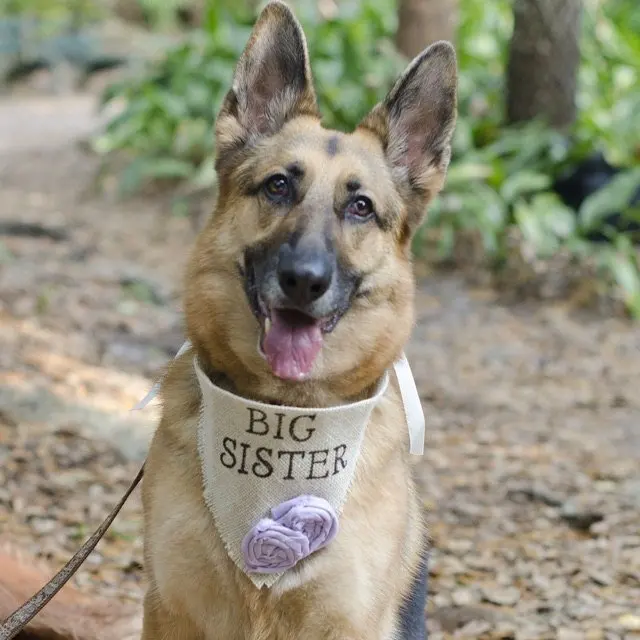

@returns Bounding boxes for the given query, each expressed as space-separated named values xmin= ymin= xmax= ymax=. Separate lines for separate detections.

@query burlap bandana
xmin=194 ymin=356 xmax=389 ymax=588
xmin=134 ymin=342 xmax=425 ymax=590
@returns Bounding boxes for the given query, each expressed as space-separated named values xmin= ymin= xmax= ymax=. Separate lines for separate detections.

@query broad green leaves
xmin=579 ymin=168 xmax=640 ymax=231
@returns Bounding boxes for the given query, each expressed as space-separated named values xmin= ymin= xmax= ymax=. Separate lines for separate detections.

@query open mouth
xmin=257 ymin=307 xmax=341 ymax=381
xmin=242 ymin=258 xmax=347 ymax=381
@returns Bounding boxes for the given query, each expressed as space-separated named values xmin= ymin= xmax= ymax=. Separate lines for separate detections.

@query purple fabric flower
xmin=271 ymin=495 xmax=339 ymax=553
xmin=242 ymin=519 xmax=310 ymax=574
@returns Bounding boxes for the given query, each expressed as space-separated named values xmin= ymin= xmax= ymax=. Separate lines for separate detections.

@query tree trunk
xmin=506 ymin=0 xmax=583 ymax=129
xmin=395 ymin=0 xmax=459 ymax=59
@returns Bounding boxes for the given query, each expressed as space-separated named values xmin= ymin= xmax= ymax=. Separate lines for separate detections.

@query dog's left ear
xmin=216 ymin=1 xmax=319 ymax=165
xmin=359 ymin=41 xmax=458 ymax=230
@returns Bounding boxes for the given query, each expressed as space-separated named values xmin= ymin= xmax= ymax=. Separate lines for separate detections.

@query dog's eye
xmin=346 ymin=196 xmax=374 ymax=221
xmin=264 ymin=174 xmax=291 ymax=202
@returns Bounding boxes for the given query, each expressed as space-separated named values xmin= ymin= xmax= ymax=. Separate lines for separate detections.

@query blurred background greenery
xmin=2 ymin=0 xmax=639 ymax=315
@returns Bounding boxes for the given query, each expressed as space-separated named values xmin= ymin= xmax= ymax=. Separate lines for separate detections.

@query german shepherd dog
xmin=141 ymin=1 xmax=457 ymax=638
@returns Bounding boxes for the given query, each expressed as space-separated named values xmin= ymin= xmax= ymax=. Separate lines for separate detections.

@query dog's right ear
xmin=358 ymin=41 xmax=457 ymax=233
xmin=215 ymin=1 xmax=319 ymax=167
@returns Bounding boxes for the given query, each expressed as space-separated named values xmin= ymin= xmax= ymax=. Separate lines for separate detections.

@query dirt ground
xmin=0 ymin=92 xmax=639 ymax=640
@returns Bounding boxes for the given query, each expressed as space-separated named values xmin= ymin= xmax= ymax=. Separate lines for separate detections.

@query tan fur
xmin=142 ymin=2 xmax=457 ymax=638
xmin=0 ymin=542 xmax=140 ymax=640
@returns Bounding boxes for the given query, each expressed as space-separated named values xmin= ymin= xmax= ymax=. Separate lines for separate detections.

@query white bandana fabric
xmin=133 ymin=341 xmax=425 ymax=589
xmin=194 ymin=357 xmax=389 ymax=588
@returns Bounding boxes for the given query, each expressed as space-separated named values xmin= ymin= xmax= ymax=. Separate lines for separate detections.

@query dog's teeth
xmin=264 ymin=317 xmax=272 ymax=333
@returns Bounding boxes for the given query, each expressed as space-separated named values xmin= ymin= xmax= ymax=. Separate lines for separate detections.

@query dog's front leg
xmin=316 ymin=618 xmax=398 ymax=640
xmin=141 ymin=590 xmax=205 ymax=640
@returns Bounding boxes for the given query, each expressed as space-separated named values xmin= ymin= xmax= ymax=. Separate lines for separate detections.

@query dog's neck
xmin=133 ymin=340 xmax=424 ymax=459
xmin=195 ymin=347 xmax=384 ymax=410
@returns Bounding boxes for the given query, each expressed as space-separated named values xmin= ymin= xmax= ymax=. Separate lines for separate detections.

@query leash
xmin=0 ymin=464 xmax=144 ymax=640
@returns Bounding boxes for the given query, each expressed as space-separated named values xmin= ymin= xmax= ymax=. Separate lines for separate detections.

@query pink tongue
xmin=263 ymin=310 xmax=323 ymax=380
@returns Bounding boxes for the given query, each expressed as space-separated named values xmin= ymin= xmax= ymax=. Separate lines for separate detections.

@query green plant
xmin=134 ymin=0 xmax=188 ymax=29
xmin=420 ymin=0 xmax=640 ymax=315
xmin=1 ymin=0 xmax=103 ymax=25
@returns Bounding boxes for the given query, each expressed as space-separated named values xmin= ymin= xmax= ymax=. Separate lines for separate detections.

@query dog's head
xmin=185 ymin=0 xmax=457 ymax=403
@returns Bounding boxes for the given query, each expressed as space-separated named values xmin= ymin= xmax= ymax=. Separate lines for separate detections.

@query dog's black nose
xmin=277 ymin=246 xmax=333 ymax=306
